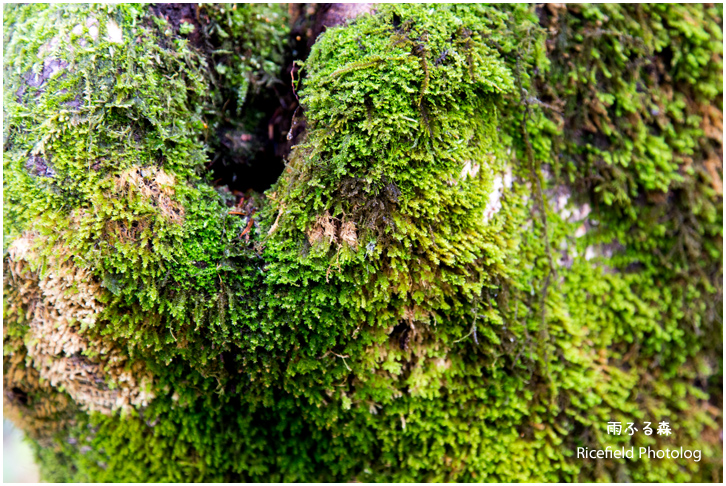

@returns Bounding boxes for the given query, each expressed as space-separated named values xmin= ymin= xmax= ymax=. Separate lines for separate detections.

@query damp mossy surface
xmin=3 ymin=3 xmax=723 ymax=482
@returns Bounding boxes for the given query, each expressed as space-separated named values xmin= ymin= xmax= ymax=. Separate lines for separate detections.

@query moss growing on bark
xmin=3 ymin=3 xmax=722 ymax=482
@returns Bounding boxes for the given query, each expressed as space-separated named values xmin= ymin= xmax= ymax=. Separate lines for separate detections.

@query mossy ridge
xmin=2 ymin=3 xmax=723 ymax=482
xmin=526 ymin=3 xmax=723 ymax=481
xmin=2 ymin=3 xmax=300 ymax=477
xmin=259 ymin=3 xmax=722 ymax=481
xmin=2 ymin=0 xmax=272 ymax=454
xmin=259 ymin=2 xmax=529 ymax=364
xmin=2 ymin=3 xmax=267 ymax=369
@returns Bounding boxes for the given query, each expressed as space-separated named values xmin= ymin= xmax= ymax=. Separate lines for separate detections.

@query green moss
xmin=204 ymin=3 xmax=288 ymax=112
xmin=3 ymin=3 xmax=722 ymax=482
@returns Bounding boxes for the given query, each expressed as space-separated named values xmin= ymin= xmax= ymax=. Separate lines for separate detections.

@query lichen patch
xmin=106 ymin=19 xmax=122 ymax=44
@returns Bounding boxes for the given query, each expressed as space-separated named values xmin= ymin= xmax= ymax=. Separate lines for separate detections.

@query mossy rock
xmin=3 ymin=3 xmax=722 ymax=482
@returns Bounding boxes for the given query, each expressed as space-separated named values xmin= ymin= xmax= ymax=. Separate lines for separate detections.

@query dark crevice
xmin=205 ymin=4 xmax=318 ymax=195
xmin=8 ymin=387 xmax=29 ymax=406
xmin=150 ymin=3 xmax=203 ymax=46
xmin=149 ymin=4 xmax=362 ymax=195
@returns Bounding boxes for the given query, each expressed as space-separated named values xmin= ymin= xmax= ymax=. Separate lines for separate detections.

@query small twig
xmin=453 ymin=309 xmax=479 ymax=344
xmin=267 ymin=208 xmax=283 ymax=235
xmin=287 ymin=62 xmax=303 ymax=140
xmin=526 ymin=97 xmax=564 ymax=117
xmin=240 ymin=217 xmax=255 ymax=238
xmin=239 ymin=209 xmax=257 ymax=238
xmin=291 ymin=61 xmax=302 ymax=102
xmin=331 ymin=352 xmax=351 ymax=371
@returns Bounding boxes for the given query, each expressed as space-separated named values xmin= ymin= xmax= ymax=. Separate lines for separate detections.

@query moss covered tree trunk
xmin=3 ymin=3 xmax=722 ymax=482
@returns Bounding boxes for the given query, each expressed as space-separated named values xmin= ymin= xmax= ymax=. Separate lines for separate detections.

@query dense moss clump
xmin=3 ymin=3 xmax=722 ymax=482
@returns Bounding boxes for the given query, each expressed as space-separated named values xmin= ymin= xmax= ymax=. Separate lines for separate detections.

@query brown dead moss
xmin=5 ymin=236 xmax=155 ymax=414
xmin=3 ymin=338 xmax=76 ymax=446
xmin=114 ymin=167 xmax=185 ymax=224
xmin=306 ymin=211 xmax=359 ymax=249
